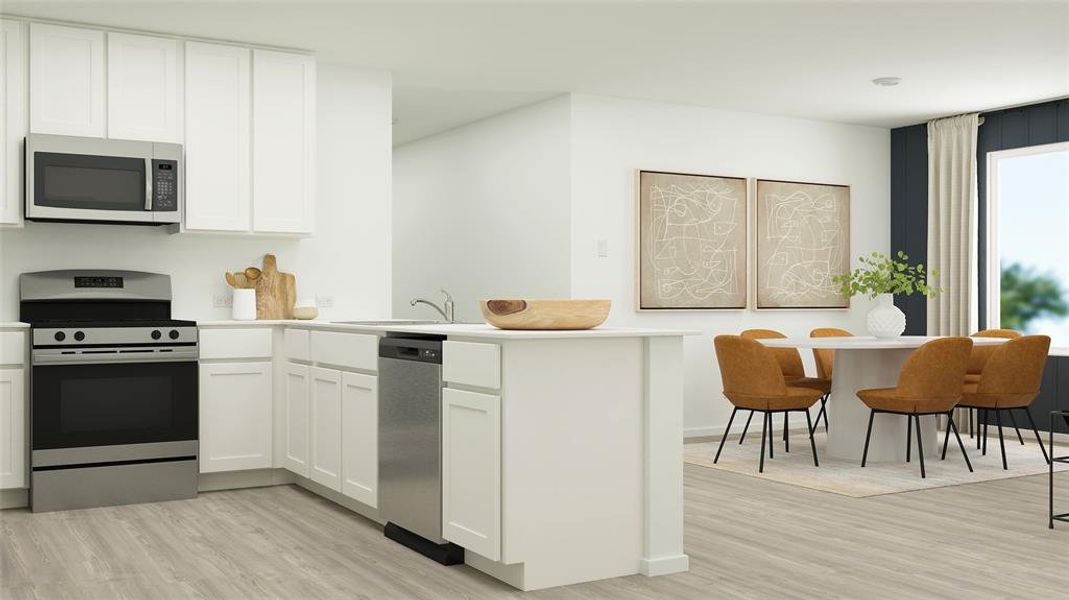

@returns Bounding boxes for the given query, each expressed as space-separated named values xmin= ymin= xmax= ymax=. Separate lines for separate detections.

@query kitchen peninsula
xmin=196 ymin=320 xmax=696 ymax=591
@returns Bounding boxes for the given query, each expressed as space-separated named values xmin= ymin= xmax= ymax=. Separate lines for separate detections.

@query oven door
xmin=32 ymin=360 xmax=198 ymax=454
xmin=25 ymin=134 xmax=159 ymax=224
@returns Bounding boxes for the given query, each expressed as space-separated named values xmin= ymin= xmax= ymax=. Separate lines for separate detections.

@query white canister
xmin=232 ymin=289 xmax=257 ymax=321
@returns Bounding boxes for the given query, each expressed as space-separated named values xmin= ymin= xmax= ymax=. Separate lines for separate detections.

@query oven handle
xmin=145 ymin=158 xmax=153 ymax=210
xmin=32 ymin=348 xmax=198 ymax=366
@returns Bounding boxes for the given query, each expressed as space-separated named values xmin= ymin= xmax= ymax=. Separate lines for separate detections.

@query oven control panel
xmin=152 ymin=160 xmax=179 ymax=212
xmin=32 ymin=326 xmax=199 ymax=347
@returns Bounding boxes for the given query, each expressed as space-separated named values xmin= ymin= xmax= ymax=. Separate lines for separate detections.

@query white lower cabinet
xmin=442 ymin=387 xmax=501 ymax=561
xmin=310 ymin=367 xmax=342 ymax=491
xmin=199 ymin=362 xmax=272 ymax=473
xmin=0 ymin=368 xmax=26 ymax=489
xmin=341 ymin=372 xmax=377 ymax=506
xmin=283 ymin=362 xmax=311 ymax=477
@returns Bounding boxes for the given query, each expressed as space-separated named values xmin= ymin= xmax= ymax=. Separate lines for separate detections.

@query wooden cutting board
xmin=253 ymin=254 xmax=297 ymax=320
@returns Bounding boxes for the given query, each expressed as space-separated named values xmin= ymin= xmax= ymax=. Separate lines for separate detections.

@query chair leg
xmin=941 ymin=413 xmax=952 ymax=460
xmin=821 ymin=394 xmax=830 ymax=433
xmin=996 ymin=409 xmax=1008 ymax=470
xmin=784 ymin=412 xmax=790 ymax=453
xmin=861 ymin=410 xmax=875 ymax=467
xmin=1007 ymin=410 xmax=1025 ymax=445
xmin=906 ymin=414 xmax=912 ymax=463
xmin=714 ymin=407 xmax=738 ymax=464
xmin=1023 ymin=407 xmax=1050 ymax=464
xmin=759 ymin=411 xmax=768 ymax=473
xmin=738 ymin=410 xmax=754 ymax=445
xmin=969 ymin=407 xmax=974 ymax=439
xmin=948 ymin=411 xmax=973 ymax=472
xmin=915 ymin=414 xmax=926 ymax=479
xmin=805 ymin=410 xmax=819 ymax=467
xmin=768 ymin=413 xmax=774 ymax=460
xmin=983 ymin=414 xmax=989 ymax=455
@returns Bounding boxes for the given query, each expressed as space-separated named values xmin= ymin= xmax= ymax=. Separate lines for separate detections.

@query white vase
xmin=867 ymin=293 xmax=906 ymax=338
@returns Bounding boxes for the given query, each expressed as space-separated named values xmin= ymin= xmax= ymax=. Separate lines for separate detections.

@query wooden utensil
xmin=480 ymin=299 xmax=611 ymax=330
xmin=244 ymin=267 xmax=262 ymax=281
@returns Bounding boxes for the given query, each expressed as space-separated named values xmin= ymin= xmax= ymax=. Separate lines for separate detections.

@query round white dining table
xmin=757 ymin=335 xmax=1006 ymax=462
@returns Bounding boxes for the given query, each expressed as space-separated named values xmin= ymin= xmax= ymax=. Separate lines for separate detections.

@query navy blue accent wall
xmin=889 ymin=124 xmax=929 ymax=335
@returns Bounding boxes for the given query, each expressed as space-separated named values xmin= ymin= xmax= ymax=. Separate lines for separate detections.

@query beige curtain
xmin=927 ymin=113 xmax=979 ymax=336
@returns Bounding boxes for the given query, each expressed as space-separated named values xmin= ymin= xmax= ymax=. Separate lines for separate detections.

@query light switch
xmin=597 ymin=239 xmax=609 ymax=258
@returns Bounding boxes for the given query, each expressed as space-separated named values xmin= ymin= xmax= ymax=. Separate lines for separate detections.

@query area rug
xmin=684 ymin=431 xmax=1066 ymax=497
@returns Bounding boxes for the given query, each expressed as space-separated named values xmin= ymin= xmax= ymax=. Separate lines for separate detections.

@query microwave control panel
xmin=152 ymin=160 xmax=179 ymax=211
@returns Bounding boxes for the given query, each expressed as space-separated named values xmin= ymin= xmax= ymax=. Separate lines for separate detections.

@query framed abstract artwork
xmin=637 ymin=170 xmax=747 ymax=310
xmin=754 ymin=179 xmax=850 ymax=309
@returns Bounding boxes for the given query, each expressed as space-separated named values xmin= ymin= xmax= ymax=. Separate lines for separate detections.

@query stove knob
xmin=54 ymin=331 xmax=66 ymax=342
xmin=73 ymin=331 xmax=85 ymax=342
xmin=151 ymin=330 xmax=162 ymax=340
xmin=169 ymin=329 xmax=180 ymax=340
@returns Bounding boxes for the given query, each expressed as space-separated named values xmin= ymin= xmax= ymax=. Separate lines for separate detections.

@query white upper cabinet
xmin=183 ymin=41 xmax=251 ymax=231
xmin=107 ymin=32 xmax=181 ymax=142
xmin=1 ymin=19 xmax=27 ymax=226
xmin=252 ymin=49 xmax=315 ymax=234
xmin=29 ymin=23 xmax=105 ymax=137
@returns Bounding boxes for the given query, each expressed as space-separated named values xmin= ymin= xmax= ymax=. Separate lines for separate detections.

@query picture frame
xmin=754 ymin=178 xmax=850 ymax=309
xmin=636 ymin=170 xmax=748 ymax=310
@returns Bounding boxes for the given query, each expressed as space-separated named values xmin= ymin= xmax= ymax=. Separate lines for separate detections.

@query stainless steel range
xmin=20 ymin=270 xmax=198 ymax=512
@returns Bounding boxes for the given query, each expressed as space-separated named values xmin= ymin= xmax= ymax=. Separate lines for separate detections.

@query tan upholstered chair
xmin=857 ymin=337 xmax=974 ymax=478
xmin=738 ymin=329 xmax=831 ymax=451
xmin=808 ymin=327 xmax=853 ymax=433
xmin=966 ymin=329 xmax=1024 ymax=445
xmin=713 ymin=335 xmax=823 ymax=472
xmin=953 ymin=335 xmax=1051 ymax=470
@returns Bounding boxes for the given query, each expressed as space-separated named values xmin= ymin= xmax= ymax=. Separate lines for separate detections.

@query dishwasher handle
xmin=379 ymin=336 xmax=443 ymax=364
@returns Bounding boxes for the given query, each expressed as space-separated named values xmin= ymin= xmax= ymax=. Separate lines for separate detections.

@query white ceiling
xmin=4 ymin=1 xmax=1068 ymax=145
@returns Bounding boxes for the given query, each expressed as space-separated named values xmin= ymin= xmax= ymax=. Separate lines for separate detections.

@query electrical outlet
xmin=316 ymin=295 xmax=334 ymax=308
xmin=212 ymin=293 xmax=232 ymax=308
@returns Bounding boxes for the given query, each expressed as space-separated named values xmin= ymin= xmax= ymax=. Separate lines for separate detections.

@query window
xmin=986 ymin=142 xmax=1069 ymax=347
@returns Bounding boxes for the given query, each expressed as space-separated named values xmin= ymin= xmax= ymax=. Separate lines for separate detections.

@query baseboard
xmin=0 ymin=488 xmax=28 ymax=509
xmin=293 ymin=474 xmax=383 ymax=525
xmin=198 ymin=468 xmax=295 ymax=492
xmin=639 ymin=554 xmax=690 ymax=577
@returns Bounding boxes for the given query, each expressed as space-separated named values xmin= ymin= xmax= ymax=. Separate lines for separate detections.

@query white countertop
xmin=757 ymin=335 xmax=1006 ymax=350
xmin=0 ymin=322 xmax=30 ymax=329
xmin=196 ymin=319 xmax=700 ymax=339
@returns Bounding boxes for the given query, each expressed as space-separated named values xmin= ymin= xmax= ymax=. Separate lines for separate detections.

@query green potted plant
xmin=832 ymin=251 xmax=939 ymax=338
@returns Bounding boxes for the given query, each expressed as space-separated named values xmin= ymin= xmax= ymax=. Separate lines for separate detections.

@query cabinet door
xmin=341 ymin=372 xmax=377 ymax=506
xmin=184 ymin=42 xmax=250 ymax=231
xmin=442 ymin=388 xmax=501 ymax=560
xmin=29 ymin=23 xmax=105 ymax=137
xmin=310 ymin=367 xmax=342 ymax=491
xmin=107 ymin=32 xmax=180 ymax=142
xmin=0 ymin=369 xmax=26 ymax=489
xmin=1 ymin=20 xmax=27 ymax=226
xmin=283 ymin=362 xmax=311 ymax=477
xmin=199 ymin=362 xmax=272 ymax=473
xmin=251 ymin=49 xmax=315 ymax=234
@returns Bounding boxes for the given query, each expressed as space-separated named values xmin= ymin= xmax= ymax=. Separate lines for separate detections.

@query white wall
xmin=0 ymin=63 xmax=392 ymax=322
xmin=569 ymin=94 xmax=890 ymax=436
xmin=392 ymin=96 xmax=571 ymax=322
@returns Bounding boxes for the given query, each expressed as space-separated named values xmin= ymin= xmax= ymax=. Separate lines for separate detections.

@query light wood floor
xmin=1 ymin=465 xmax=1065 ymax=599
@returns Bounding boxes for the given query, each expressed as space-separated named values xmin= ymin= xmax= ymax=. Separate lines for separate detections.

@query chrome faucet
xmin=410 ymin=289 xmax=455 ymax=323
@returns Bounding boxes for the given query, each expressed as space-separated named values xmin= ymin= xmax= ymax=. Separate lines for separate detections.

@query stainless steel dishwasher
xmin=378 ymin=335 xmax=464 ymax=565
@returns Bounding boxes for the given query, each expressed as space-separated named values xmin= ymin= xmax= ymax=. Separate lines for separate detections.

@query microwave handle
xmin=144 ymin=158 xmax=153 ymax=210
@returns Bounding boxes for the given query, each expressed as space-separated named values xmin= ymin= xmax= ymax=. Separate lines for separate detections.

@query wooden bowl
xmin=480 ymin=299 xmax=611 ymax=330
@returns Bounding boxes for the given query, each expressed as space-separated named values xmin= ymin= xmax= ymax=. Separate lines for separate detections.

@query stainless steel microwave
xmin=25 ymin=134 xmax=183 ymax=225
